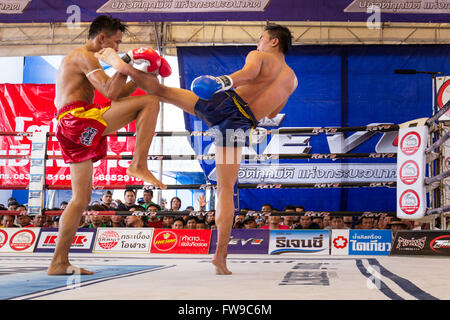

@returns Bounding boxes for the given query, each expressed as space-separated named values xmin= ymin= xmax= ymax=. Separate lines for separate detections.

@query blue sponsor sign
xmin=34 ymin=228 xmax=96 ymax=253
xmin=348 ymin=230 xmax=392 ymax=256
xmin=209 ymin=229 xmax=269 ymax=254
xmin=269 ymin=230 xmax=330 ymax=255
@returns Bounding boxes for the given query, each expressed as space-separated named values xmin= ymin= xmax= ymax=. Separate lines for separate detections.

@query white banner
xmin=437 ymin=76 xmax=450 ymax=121
xmin=93 ymin=228 xmax=154 ymax=254
xmin=0 ymin=228 xmax=39 ymax=253
xmin=396 ymin=126 xmax=428 ymax=219
xmin=345 ymin=0 xmax=450 ymax=14
xmin=330 ymin=229 xmax=350 ymax=256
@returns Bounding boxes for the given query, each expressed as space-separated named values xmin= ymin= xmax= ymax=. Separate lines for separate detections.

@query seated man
xmin=96 ymin=24 xmax=298 ymax=275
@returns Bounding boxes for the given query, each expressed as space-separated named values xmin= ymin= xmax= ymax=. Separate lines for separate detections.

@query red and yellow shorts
xmin=56 ymin=101 xmax=111 ymax=164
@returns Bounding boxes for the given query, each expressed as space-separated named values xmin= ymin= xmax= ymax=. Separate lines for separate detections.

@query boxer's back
xmin=235 ymin=51 xmax=297 ymax=121
xmin=55 ymin=47 xmax=95 ymax=110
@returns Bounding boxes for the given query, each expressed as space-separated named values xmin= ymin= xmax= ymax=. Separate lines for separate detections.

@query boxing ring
xmin=0 ymin=102 xmax=450 ymax=302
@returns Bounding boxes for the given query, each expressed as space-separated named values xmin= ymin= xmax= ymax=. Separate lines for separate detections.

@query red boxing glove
xmin=158 ymin=56 xmax=172 ymax=77
xmin=128 ymin=48 xmax=161 ymax=73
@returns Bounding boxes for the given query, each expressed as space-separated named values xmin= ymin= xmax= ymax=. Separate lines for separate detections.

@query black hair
xmin=88 ymin=15 xmax=127 ymax=39
xmin=264 ymin=24 xmax=292 ymax=54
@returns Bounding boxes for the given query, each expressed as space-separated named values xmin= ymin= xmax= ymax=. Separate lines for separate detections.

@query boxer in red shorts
xmin=47 ymin=16 xmax=170 ymax=275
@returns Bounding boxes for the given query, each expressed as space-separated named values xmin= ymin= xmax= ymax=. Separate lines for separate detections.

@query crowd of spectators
xmin=0 ymin=190 xmax=447 ymax=234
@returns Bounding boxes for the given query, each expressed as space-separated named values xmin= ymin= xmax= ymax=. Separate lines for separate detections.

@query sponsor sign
xmin=97 ymin=0 xmax=271 ymax=13
xmin=438 ymin=76 xmax=450 ymax=121
xmin=150 ymin=229 xmax=211 ymax=254
xmin=0 ymin=0 xmax=32 ymax=14
xmin=209 ymin=229 xmax=269 ymax=254
xmin=0 ymin=228 xmax=39 ymax=253
xmin=396 ymin=126 xmax=428 ymax=219
xmin=269 ymin=230 xmax=329 ymax=255
xmin=345 ymin=0 xmax=450 ymax=14
xmin=348 ymin=230 xmax=392 ymax=255
xmin=93 ymin=228 xmax=154 ymax=254
xmin=330 ymin=229 xmax=350 ymax=255
xmin=391 ymin=230 xmax=450 ymax=256
xmin=34 ymin=228 xmax=96 ymax=253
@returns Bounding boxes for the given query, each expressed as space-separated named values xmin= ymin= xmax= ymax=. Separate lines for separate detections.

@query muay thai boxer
xmin=47 ymin=15 xmax=171 ymax=275
xmin=96 ymin=24 xmax=297 ymax=275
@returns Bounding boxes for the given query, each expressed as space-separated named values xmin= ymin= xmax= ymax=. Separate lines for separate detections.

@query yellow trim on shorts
xmin=57 ymin=105 xmax=111 ymax=127
xmin=230 ymin=95 xmax=255 ymax=147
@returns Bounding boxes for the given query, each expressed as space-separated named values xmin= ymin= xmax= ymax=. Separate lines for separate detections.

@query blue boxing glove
xmin=190 ymin=75 xmax=233 ymax=100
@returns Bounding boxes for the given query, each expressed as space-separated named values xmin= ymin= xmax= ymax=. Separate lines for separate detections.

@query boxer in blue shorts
xmin=96 ymin=24 xmax=298 ymax=275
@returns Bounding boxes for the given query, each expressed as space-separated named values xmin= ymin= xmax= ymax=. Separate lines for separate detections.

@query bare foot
xmin=47 ymin=263 xmax=94 ymax=276
xmin=127 ymin=166 xmax=167 ymax=189
xmin=212 ymin=255 xmax=232 ymax=275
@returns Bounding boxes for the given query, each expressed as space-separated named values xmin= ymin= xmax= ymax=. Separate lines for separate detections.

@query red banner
xmin=0 ymin=84 xmax=146 ymax=188
xmin=151 ymin=229 xmax=212 ymax=254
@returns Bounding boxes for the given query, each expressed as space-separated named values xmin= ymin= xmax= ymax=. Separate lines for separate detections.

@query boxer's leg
xmin=48 ymin=160 xmax=94 ymax=275
xmin=212 ymin=146 xmax=242 ymax=275
xmin=102 ymin=94 xmax=166 ymax=188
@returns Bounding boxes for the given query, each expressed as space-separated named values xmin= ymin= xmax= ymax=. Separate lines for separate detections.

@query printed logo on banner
xmin=209 ymin=229 xmax=269 ymax=254
xmin=348 ymin=230 xmax=392 ymax=255
xmin=399 ymin=189 xmax=420 ymax=214
xmin=0 ymin=230 xmax=7 ymax=249
xmin=330 ymin=229 xmax=349 ymax=256
xmin=269 ymin=230 xmax=329 ymax=255
xmin=400 ymin=132 xmax=421 ymax=155
xmin=93 ymin=228 xmax=154 ymax=253
xmin=34 ymin=228 xmax=95 ymax=253
xmin=9 ymin=229 xmax=35 ymax=251
xmin=430 ymin=235 xmax=450 ymax=253
xmin=399 ymin=160 xmax=419 ymax=185
xmin=151 ymin=229 xmax=211 ymax=254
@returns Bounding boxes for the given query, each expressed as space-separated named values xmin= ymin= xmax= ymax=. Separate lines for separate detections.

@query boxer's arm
xmin=81 ymin=52 xmax=128 ymax=100
xmin=117 ymin=80 xmax=138 ymax=98
xmin=228 ymin=50 xmax=263 ymax=86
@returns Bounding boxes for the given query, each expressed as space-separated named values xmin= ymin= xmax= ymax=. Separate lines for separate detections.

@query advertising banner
xmin=209 ymin=229 xmax=269 ymax=254
xmin=349 ymin=230 xmax=392 ymax=255
xmin=0 ymin=84 xmax=145 ymax=188
xmin=437 ymin=76 xmax=450 ymax=121
xmin=34 ymin=228 xmax=96 ymax=253
xmin=396 ymin=125 xmax=428 ymax=220
xmin=268 ymin=230 xmax=330 ymax=255
xmin=0 ymin=1 xmax=449 ymax=23
xmin=93 ymin=228 xmax=154 ymax=254
xmin=0 ymin=227 xmax=39 ymax=253
xmin=150 ymin=229 xmax=211 ymax=254
xmin=330 ymin=229 xmax=350 ymax=255
xmin=391 ymin=230 xmax=450 ymax=256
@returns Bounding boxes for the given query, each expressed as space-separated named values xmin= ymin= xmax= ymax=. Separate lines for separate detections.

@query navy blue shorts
xmin=194 ymin=90 xmax=258 ymax=147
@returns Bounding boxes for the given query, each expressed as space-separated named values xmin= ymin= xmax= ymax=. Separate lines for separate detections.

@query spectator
xmin=196 ymin=219 xmax=208 ymax=230
xmin=32 ymin=214 xmax=47 ymax=227
xmin=387 ymin=218 xmax=409 ymax=236
xmin=147 ymin=204 xmax=164 ymax=228
xmin=295 ymin=214 xmax=320 ymax=229
xmin=260 ymin=214 xmax=290 ymax=230
xmin=53 ymin=216 xmax=61 ymax=228
xmin=111 ymin=215 xmax=125 ymax=228
xmin=186 ymin=216 xmax=198 ymax=229
xmin=8 ymin=201 xmax=19 ymax=211
xmin=87 ymin=205 xmax=107 ymax=228
xmin=100 ymin=190 xmax=114 ymax=210
xmin=312 ymin=216 xmax=324 ymax=229
xmin=233 ymin=221 xmax=245 ymax=229
xmin=60 ymin=201 xmax=68 ymax=211
xmin=326 ymin=216 xmax=350 ymax=230
xmin=233 ymin=213 xmax=246 ymax=228
xmin=243 ymin=217 xmax=257 ymax=229
xmin=119 ymin=189 xmax=137 ymax=211
xmin=261 ymin=203 xmax=272 ymax=213
xmin=142 ymin=189 xmax=157 ymax=210
xmin=343 ymin=216 xmax=354 ymax=229
xmin=186 ymin=206 xmax=195 ymax=213
xmin=17 ymin=213 xmax=34 ymax=228
xmin=323 ymin=215 xmax=331 ymax=229
xmin=197 ymin=195 xmax=207 ymax=211
xmin=205 ymin=213 xmax=215 ymax=228
xmin=357 ymin=216 xmax=373 ymax=230
xmin=162 ymin=215 xmax=174 ymax=229
xmin=125 ymin=215 xmax=145 ymax=228
xmin=1 ymin=215 xmax=17 ymax=228
xmin=282 ymin=205 xmax=296 ymax=229
xmin=294 ymin=205 xmax=305 ymax=225
xmin=160 ymin=198 xmax=168 ymax=211
xmin=172 ymin=217 xmax=185 ymax=229
xmin=170 ymin=197 xmax=182 ymax=212
xmin=256 ymin=218 xmax=266 ymax=229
